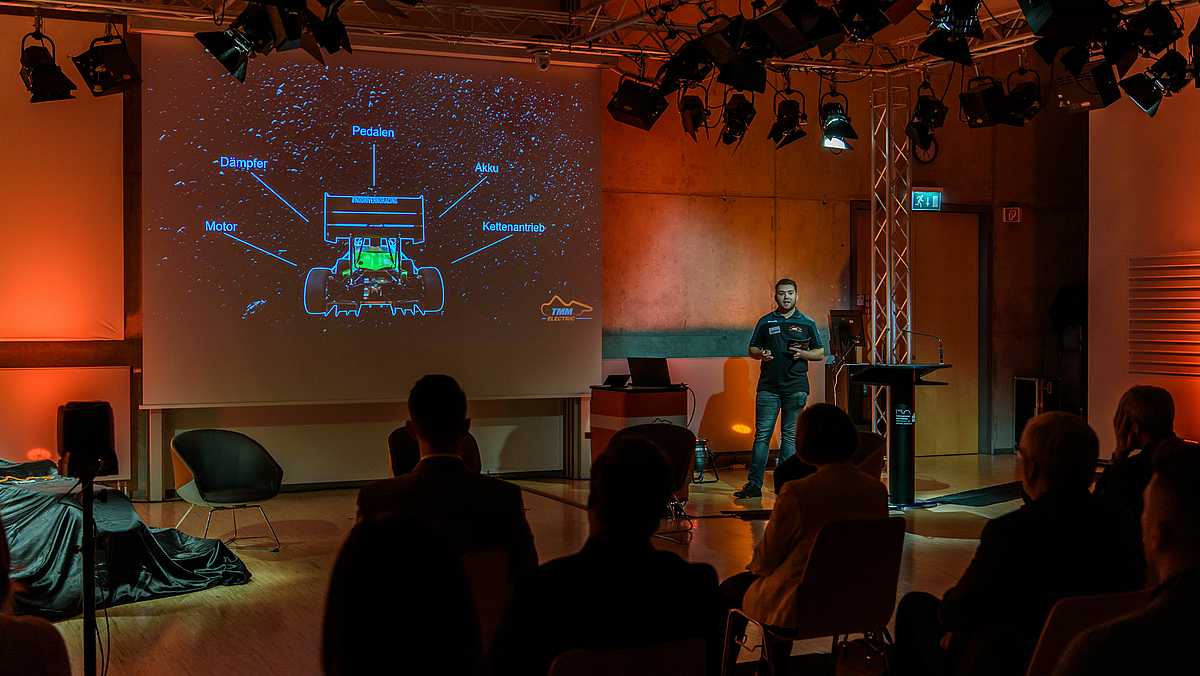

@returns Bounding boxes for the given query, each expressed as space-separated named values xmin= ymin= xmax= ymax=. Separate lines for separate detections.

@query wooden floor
xmin=54 ymin=454 xmax=1020 ymax=675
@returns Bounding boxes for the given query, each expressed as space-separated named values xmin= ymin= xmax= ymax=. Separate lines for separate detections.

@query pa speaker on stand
xmin=58 ymin=400 xmax=118 ymax=676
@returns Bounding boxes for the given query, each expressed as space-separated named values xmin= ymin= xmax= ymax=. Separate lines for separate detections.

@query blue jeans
xmin=748 ymin=390 xmax=808 ymax=489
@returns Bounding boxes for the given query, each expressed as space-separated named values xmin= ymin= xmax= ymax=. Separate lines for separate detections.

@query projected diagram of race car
xmin=303 ymin=193 xmax=445 ymax=316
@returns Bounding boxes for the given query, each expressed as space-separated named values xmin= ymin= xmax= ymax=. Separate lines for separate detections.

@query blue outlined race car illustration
xmin=304 ymin=193 xmax=444 ymax=316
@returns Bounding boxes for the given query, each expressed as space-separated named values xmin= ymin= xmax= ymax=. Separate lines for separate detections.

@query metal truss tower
xmin=869 ymin=72 xmax=913 ymax=437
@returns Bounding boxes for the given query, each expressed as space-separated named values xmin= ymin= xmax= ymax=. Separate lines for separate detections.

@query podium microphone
xmin=898 ymin=329 xmax=944 ymax=364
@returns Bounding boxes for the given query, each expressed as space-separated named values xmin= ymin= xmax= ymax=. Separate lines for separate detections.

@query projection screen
xmin=142 ymin=35 xmax=602 ymax=407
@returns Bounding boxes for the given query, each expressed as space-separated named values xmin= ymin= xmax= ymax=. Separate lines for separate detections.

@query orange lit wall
xmin=0 ymin=367 xmax=131 ymax=480
xmin=0 ymin=14 xmax=124 ymax=341
xmin=1089 ymin=8 xmax=1200 ymax=455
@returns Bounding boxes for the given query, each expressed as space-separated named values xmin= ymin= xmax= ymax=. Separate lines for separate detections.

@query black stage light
xmin=836 ymin=0 xmax=920 ymax=40
xmin=1017 ymin=0 xmax=1115 ymax=42
xmin=1003 ymin=68 xmax=1043 ymax=125
xmin=1119 ymin=49 xmax=1190 ymax=116
xmin=71 ymin=29 xmax=141 ymax=97
xmin=1051 ymin=57 xmax=1121 ymax=111
xmin=752 ymin=0 xmax=845 ymax=58
xmin=195 ymin=3 xmax=278 ymax=83
xmin=905 ymin=81 xmax=948 ymax=150
xmin=1124 ymin=2 xmax=1182 ymax=56
xmin=657 ymin=40 xmax=715 ymax=97
xmin=311 ymin=0 xmax=353 ymax=55
xmin=919 ymin=30 xmax=973 ymax=66
xmin=696 ymin=16 xmax=743 ymax=68
xmin=607 ymin=77 xmax=669 ymax=130
xmin=767 ymin=97 xmax=808 ymax=149
xmin=720 ymin=93 xmax=757 ymax=147
xmin=679 ymin=94 xmax=710 ymax=141
xmin=819 ymin=90 xmax=857 ymax=150
xmin=20 ymin=28 xmax=77 ymax=103
xmin=959 ymin=76 xmax=1013 ymax=127
xmin=1100 ymin=29 xmax=1140 ymax=78
xmin=918 ymin=1 xmax=982 ymax=66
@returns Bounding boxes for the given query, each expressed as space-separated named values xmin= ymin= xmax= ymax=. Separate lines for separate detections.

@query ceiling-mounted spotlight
xmin=195 ymin=3 xmax=277 ymax=83
xmin=918 ymin=0 xmax=982 ymax=66
xmin=1017 ymin=0 xmax=1113 ymax=42
xmin=679 ymin=93 xmax=710 ymax=142
xmin=1004 ymin=65 xmax=1043 ymax=125
xmin=752 ymin=0 xmax=846 ymax=59
xmin=607 ymin=77 xmax=669 ymax=130
xmin=657 ymin=40 xmax=716 ymax=97
xmin=720 ymin=93 xmax=757 ymax=147
xmin=905 ymin=80 xmax=948 ymax=150
xmin=1119 ymin=49 xmax=1190 ymax=116
xmin=695 ymin=15 xmax=768 ymax=93
xmin=767 ymin=93 xmax=808 ymax=149
xmin=835 ymin=0 xmax=920 ymax=40
xmin=20 ymin=18 xmax=77 ymax=103
xmin=71 ymin=22 xmax=141 ymax=97
xmin=1124 ymin=2 xmax=1183 ymax=56
xmin=959 ymin=75 xmax=1017 ymax=127
xmin=1052 ymin=56 xmax=1121 ymax=112
xmin=819 ymin=88 xmax=857 ymax=150
xmin=312 ymin=0 xmax=353 ymax=55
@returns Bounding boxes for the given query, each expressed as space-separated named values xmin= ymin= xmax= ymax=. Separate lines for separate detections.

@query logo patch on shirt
xmin=789 ymin=325 xmax=804 ymax=333
xmin=768 ymin=326 xmax=781 ymax=335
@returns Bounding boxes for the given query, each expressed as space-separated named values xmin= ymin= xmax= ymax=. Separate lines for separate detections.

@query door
xmin=911 ymin=212 xmax=980 ymax=456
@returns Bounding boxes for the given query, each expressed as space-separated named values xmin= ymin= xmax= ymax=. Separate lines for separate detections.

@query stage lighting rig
xmin=195 ymin=3 xmax=277 ymax=83
xmin=71 ymin=21 xmax=141 ymax=97
xmin=836 ymin=0 xmax=919 ymax=41
xmin=20 ymin=17 xmax=77 ymax=103
xmin=196 ymin=1 xmax=342 ymax=82
xmin=1119 ymin=49 xmax=1190 ymax=117
xmin=679 ymin=93 xmax=711 ymax=142
xmin=905 ymin=80 xmax=948 ymax=151
xmin=819 ymin=88 xmax=857 ymax=151
xmin=1051 ymin=55 xmax=1121 ymax=111
xmin=918 ymin=0 xmax=982 ymax=66
xmin=720 ymin=93 xmax=757 ymax=147
xmin=607 ymin=76 xmax=670 ymax=130
xmin=1124 ymin=2 xmax=1183 ymax=56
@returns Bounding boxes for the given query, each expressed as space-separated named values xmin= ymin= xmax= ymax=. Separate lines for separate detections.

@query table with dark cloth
xmin=0 ymin=458 xmax=250 ymax=621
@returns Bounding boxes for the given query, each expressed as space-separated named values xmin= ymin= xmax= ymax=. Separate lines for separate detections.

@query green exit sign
xmin=912 ymin=190 xmax=943 ymax=211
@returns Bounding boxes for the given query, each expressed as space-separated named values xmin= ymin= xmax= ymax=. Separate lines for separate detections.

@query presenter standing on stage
xmin=734 ymin=279 xmax=825 ymax=499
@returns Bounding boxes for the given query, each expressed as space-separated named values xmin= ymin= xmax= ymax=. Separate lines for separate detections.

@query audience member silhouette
xmin=1095 ymin=385 xmax=1177 ymax=517
xmin=358 ymin=375 xmax=537 ymax=577
xmin=323 ymin=514 xmax=481 ymax=676
xmin=0 ymin=516 xmax=71 ymax=676
xmin=490 ymin=437 xmax=725 ymax=676
xmin=892 ymin=412 xmax=1145 ymax=676
xmin=388 ymin=425 xmax=483 ymax=476
xmin=1052 ymin=439 xmax=1200 ymax=675
xmin=720 ymin=403 xmax=888 ymax=669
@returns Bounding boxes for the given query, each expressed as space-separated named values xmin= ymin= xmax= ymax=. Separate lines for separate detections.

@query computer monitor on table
xmin=829 ymin=310 xmax=865 ymax=362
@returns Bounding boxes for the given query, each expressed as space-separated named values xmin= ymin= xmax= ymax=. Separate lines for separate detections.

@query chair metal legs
xmin=184 ymin=504 xmax=281 ymax=552
xmin=175 ymin=504 xmax=195 ymax=530
xmin=653 ymin=495 xmax=694 ymax=545
xmin=722 ymin=607 xmax=892 ymax=676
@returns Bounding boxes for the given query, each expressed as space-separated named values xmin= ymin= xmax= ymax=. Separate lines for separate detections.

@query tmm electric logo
xmin=541 ymin=295 xmax=594 ymax=322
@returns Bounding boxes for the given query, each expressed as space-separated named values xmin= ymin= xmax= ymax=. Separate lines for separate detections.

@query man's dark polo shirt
xmin=748 ymin=310 xmax=824 ymax=393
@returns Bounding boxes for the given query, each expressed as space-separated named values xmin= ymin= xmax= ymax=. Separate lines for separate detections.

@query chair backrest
xmin=608 ymin=423 xmax=695 ymax=492
xmin=1024 ymin=589 xmax=1151 ymax=676
xmin=547 ymin=637 xmax=707 ymax=676
xmin=790 ymin=517 xmax=907 ymax=639
xmin=171 ymin=429 xmax=283 ymax=502
xmin=459 ymin=548 xmax=510 ymax=657
xmin=853 ymin=432 xmax=887 ymax=480
xmin=388 ymin=427 xmax=482 ymax=476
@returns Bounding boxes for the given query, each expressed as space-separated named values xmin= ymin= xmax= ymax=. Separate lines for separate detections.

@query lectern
xmin=851 ymin=363 xmax=950 ymax=507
